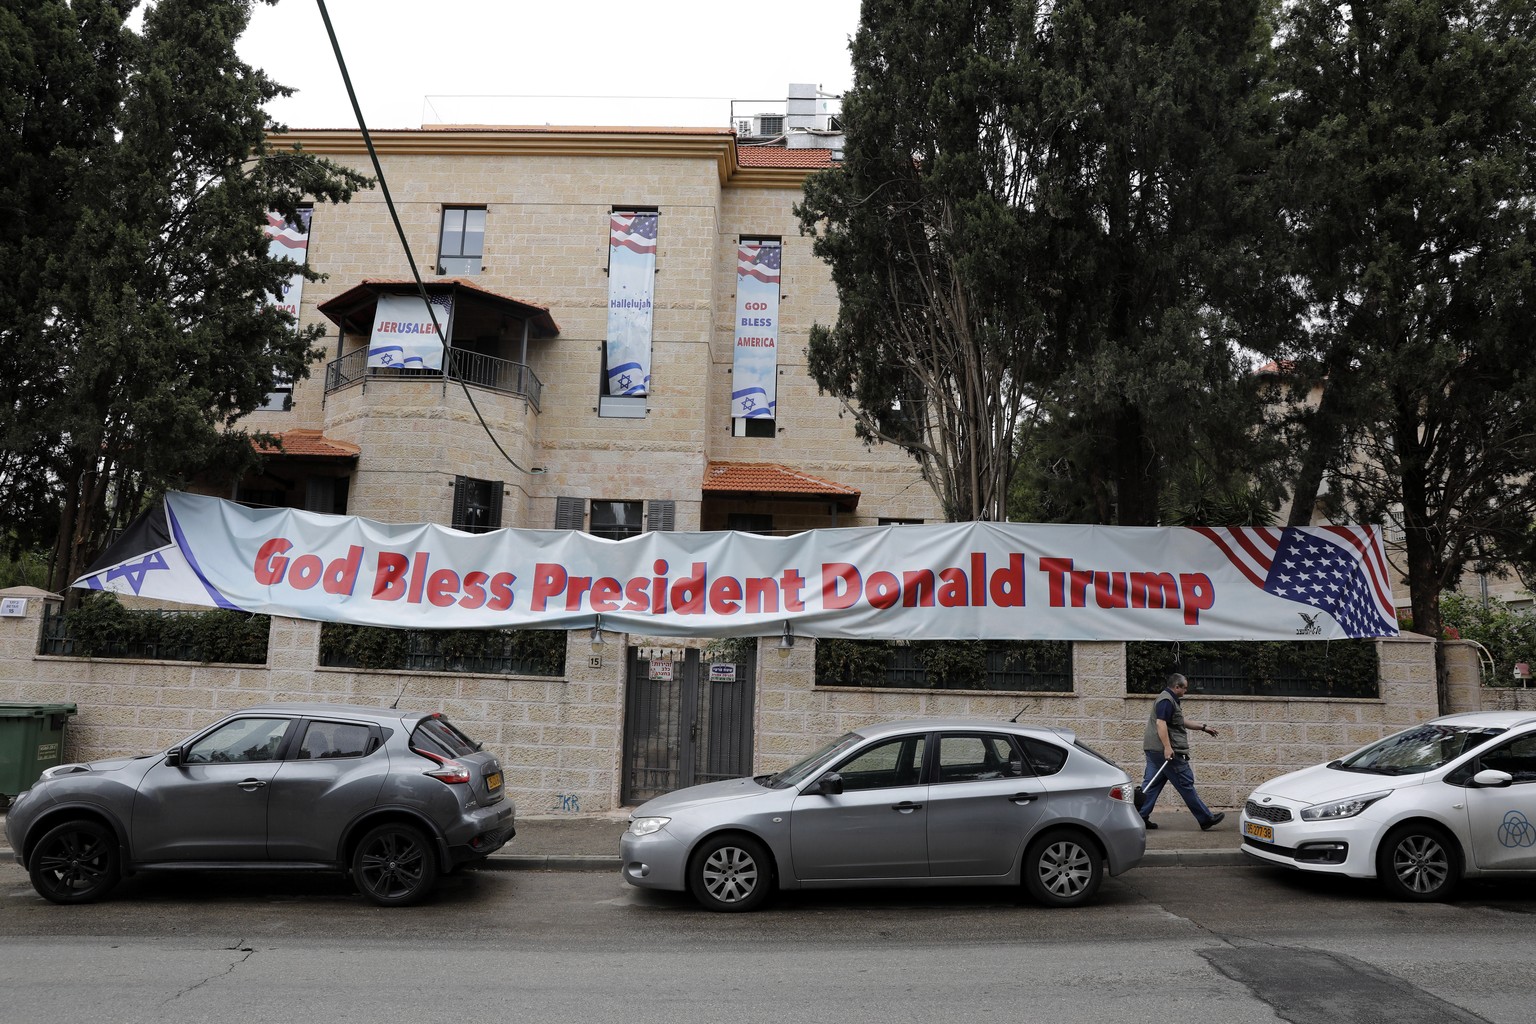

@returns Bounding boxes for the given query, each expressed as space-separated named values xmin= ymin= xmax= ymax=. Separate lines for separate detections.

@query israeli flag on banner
xmin=368 ymin=292 xmax=453 ymax=371
xmin=731 ymin=241 xmax=781 ymax=418
xmin=606 ymin=211 xmax=658 ymax=395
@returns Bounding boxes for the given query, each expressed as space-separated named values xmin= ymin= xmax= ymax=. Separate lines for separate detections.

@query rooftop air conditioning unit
xmin=756 ymin=114 xmax=785 ymax=137
xmin=734 ymin=118 xmax=753 ymax=136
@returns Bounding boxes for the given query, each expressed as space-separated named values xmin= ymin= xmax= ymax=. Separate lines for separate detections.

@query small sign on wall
xmin=709 ymin=662 xmax=737 ymax=683
xmin=649 ymin=659 xmax=675 ymax=682
xmin=0 ymin=598 xmax=28 ymax=618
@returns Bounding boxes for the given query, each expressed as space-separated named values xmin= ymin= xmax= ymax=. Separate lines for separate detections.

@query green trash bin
xmin=0 ymin=702 xmax=78 ymax=807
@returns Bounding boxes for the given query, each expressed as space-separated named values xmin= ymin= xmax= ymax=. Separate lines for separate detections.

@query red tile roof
xmin=703 ymin=461 xmax=860 ymax=510
xmin=736 ymin=146 xmax=837 ymax=169
xmin=254 ymin=430 xmax=361 ymax=460
xmin=318 ymin=279 xmax=559 ymax=336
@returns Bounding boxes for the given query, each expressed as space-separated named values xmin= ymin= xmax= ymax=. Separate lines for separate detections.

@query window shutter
xmin=488 ymin=482 xmax=504 ymax=530
xmin=554 ymin=496 xmax=585 ymax=530
xmin=646 ymin=499 xmax=676 ymax=532
xmin=452 ymin=476 xmax=470 ymax=528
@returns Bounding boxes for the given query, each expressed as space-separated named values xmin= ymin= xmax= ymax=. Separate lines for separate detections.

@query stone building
xmin=243 ymin=118 xmax=940 ymax=536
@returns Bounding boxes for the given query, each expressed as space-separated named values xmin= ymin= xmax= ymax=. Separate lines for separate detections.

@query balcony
xmin=324 ymin=347 xmax=543 ymax=410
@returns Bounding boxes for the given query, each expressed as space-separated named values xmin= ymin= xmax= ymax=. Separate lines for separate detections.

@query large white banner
xmin=605 ymin=211 xmax=658 ymax=395
xmin=731 ymin=241 xmax=781 ymax=420
xmin=367 ymin=293 xmax=453 ymax=370
xmin=75 ymin=494 xmax=1400 ymax=642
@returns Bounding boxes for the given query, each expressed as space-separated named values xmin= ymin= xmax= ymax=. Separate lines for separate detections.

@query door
xmin=132 ymin=715 xmax=293 ymax=861
xmin=1465 ymin=733 xmax=1536 ymax=871
xmin=622 ymin=646 xmax=756 ymax=804
xmin=925 ymin=732 xmax=1048 ymax=877
xmin=267 ymin=719 xmax=389 ymax=862
xmin=790 ymin=733 xmax=929 ymax=880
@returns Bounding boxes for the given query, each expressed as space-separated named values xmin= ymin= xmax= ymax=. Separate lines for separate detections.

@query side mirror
xmin=164 ymin=747 xmax=183 ymax=768
xmin=811 ymin=772 xmax=844 ymax=796
xmin=1472 ymin=768 xmax=1514 ymax=788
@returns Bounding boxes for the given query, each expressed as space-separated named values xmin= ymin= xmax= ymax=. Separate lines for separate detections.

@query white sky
xmin=235 ymin=0 xmax=862 ymax=130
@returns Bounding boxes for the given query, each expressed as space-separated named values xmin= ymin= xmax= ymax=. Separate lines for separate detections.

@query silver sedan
xmin=621 ymin=718 xmax=1146 ymax=911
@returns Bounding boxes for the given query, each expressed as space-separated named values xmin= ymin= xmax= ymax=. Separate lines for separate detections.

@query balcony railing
xmin=324 ymin=348 xmax=542 ymax=410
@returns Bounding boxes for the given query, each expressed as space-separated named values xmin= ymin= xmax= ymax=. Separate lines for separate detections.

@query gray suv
xmin=5 ymin=703 xmax=515 ymax=906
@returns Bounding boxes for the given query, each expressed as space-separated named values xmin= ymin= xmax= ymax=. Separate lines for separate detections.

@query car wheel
xmin=1376 ymin=823 xmax=1459 ymax=901
xmin=352 ymin=823 xmax=439 ymax=907
xmin=1023 ymin=828 xmax=1103 ymax=908
xmin=28 ymin=819 xmax=120 ymax=905
xmin=687 ymin=833 xmax=772 ymax=912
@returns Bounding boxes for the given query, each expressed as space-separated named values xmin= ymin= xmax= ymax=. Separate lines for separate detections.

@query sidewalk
xmin=1 ymin=807 xmax=1248 ymax=870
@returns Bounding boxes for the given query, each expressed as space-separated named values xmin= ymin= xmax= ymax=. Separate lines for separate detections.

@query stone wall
xmin=3 ymin=588 xmax=1444 ymax=815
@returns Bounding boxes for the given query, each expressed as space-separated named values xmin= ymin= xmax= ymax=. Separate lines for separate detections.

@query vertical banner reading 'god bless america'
xmin=732 ymin=240 xmax=781 ymax=419
xmin=606 ymin=210 xmax=658 ymax=395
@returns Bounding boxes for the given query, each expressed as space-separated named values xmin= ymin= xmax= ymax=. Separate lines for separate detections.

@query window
xmin=438 ymin=206 xmax=486 ymax=275
xmin=936 ymin=734 xmax=1026 ymax=784
xmin=1480 ymin=735 xmax=1536 ymax=783
xmin=833 ymin=735 xmax=926 ymax=791
xmin=727 ymin=513 xmax=773 ymax=534
xmin=453 ymin=476 xmax=503 ymax=533
xmin=258 ymin=373 xmax=293 ymax=412
xmin=733 ymin=417 xmax=775 ymax=438
xmin=185 ymin=718 xmax=291 ymax=764
xmin=591 ymin=500 xmax=643 ymax=540
xmin=878 ymin=517 xmax=924 ymax=527
xmin=298 ymin=721 xmax=373 ymax=760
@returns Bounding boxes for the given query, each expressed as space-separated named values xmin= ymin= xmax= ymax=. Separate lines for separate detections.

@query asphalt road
xmin=4 ymin=861 xmax=1535 ymax=1024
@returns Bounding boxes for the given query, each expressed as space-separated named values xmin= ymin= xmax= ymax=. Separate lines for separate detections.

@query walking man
xmin=1139 ymin=672 xmax=1225 ymax=830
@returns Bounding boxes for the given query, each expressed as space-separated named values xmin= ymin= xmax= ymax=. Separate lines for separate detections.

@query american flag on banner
xmin=738 ymin=243 xmax=781 ymax=283
xmin=1192 ymin=526 xmax=1399 ymax=638
xmin=264 ymin=212 xmax=309 ymax=258
xmin=611 ymin=213 xmax=658 ymax=254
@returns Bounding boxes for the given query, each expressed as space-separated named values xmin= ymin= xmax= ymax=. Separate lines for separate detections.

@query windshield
xmin=1337 ymin=724 xmax=1506 ymax=775
xmin=765 ymin=732 xmax=865 ymax=789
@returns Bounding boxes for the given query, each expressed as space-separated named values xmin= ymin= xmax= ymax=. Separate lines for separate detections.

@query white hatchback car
xmin=1240 ymin=711 xmax=1536 ymax=900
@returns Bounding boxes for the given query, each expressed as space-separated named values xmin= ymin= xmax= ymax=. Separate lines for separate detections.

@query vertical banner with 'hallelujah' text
xmin=606 ymin=210 xmax=658 ymax=395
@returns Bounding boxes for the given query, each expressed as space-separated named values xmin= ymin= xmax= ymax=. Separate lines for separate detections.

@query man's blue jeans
xmin=1138 ymin=750 xmax=1217 ymax=826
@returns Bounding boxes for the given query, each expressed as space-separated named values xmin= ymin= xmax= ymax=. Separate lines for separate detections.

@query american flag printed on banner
xmin=1191 ymin=526 xmax=1399 ymax=638
xmin=610 ymin=213 xmax=658 ymax=254
xmin=264 ymin=212 xmax=310 ymax=259
xmin=738 ymin=242 xmax=781 ymax=284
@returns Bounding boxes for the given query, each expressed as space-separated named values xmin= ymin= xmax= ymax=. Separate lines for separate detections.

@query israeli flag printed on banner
xmin=731 ymin=241 xmax=781 ymax=419
xmin=606 ymin=211 xmax=658 ymax=396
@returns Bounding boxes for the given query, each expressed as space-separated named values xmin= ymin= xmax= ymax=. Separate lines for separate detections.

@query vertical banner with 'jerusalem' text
xmin=731 ymin=240 xmax=781 ymax=419
xmin=606 ymin=210 xmax=658 ymax=395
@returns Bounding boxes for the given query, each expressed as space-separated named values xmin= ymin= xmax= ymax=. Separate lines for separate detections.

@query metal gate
xmin=621 ymin=646 xmax=756 ymax=805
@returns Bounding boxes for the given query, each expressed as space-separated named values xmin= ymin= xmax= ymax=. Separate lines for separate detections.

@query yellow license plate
xmin=485 ymin=771 xmax=502 ymax=792
xmin=1244 ymin=820 xmax=1273 ymax=843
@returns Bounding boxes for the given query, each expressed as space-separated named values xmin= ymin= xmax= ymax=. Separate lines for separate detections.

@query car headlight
xmin=1300 ymin=792 xmax=1390 ymax=821
xmin=627 ymin=816 xmax=671 ymax=837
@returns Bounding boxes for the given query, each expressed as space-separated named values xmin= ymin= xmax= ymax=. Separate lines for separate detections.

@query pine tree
xmin=0 ymin=0 xmax=369 ymax=594
xmin=1270 ymin=0 xmax=1536 ymax=707
xmin=798 ymin=0 xmax=1279 ymax=524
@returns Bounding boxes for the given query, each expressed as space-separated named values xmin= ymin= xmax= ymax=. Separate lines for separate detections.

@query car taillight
xmin=413 ymin=746 xmax=471 ymax=784
xmin=1109 ymin=785 xmax=1135 ymax=803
